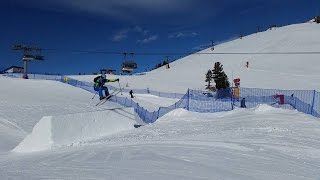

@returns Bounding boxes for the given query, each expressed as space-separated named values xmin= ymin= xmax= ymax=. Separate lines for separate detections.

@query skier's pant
xmin=94 ymin=86 xmax=109 ymax=98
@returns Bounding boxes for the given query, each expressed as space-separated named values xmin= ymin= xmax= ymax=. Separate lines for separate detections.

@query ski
xmin=95 ymin=90 xmax=120 ymax=106
xmin=99 ymin=91 xmax=121 ymax=106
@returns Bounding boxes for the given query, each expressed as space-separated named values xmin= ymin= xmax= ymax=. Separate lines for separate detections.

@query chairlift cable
xmin=41 ymin=48 xmax=320 ymax=56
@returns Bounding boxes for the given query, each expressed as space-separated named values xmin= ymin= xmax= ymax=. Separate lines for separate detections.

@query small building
xmin=3 ymin=66 xmax=24 ymax=73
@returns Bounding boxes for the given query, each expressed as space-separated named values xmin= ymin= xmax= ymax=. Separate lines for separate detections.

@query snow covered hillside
xmin=1 ymin=21 xmax=320 ymax=179
xmin=1 ymin=77 xmax=320 ymax=179
xmin=73 ymin=22 xmax=320 ymax=93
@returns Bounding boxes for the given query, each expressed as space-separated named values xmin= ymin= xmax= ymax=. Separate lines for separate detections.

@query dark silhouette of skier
xmin=129 ymin=90 xmax=134 ymax=98
xmin=240 ymin=98 xmax=246 ymax=108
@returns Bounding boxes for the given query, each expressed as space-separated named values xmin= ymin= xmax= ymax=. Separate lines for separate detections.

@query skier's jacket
xmin=93 ymin=76 xmax=118 ymax=88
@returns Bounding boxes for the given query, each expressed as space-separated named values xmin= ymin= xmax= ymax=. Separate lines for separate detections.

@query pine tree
xmin=212 ymin=62 xmax=230 ymax=98
xmin=212 ymin=62 xmax=230 ymax=89
xmin=205 ymin=70 xmax=213 ymax=90
xmin=162 ymin=60 xmax=168 ymax=66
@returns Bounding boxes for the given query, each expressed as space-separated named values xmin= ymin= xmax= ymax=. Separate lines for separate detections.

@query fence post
xmin=152 ymin=111 xmax=156 ymax=123
xmin=311 ymin=90 xmax=316 ymax=115
xmin=157 ymin=107 xmax=162 ymax=120
xmin=187 ymin=89 xmax=190 ymax=111
xmin=144 ymin=109 xmax=147 ymax=122
xmin=230 ymin=88 xmax=234 ymax=110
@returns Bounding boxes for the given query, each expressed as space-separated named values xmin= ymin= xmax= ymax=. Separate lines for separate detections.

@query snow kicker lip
xmin=13 ymin=108 xmax=139 ymax=153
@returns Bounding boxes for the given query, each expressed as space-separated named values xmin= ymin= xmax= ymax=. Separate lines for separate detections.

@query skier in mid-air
xmin=93 ymin=73 xmax=119 ymax=100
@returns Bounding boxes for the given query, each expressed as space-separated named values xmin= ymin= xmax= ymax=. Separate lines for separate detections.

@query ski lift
xmin=121 ymin=52 xmax=137 ymax=74
xmin=22 ymin=54 xmax=35 ymax=61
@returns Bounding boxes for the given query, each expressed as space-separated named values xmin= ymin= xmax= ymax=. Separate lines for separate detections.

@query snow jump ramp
xmin=13 ymin=108 xmax=142 ymax=153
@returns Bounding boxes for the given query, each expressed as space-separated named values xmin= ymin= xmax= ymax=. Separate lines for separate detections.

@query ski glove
xmin=106 ymin=79 xmax=119 ymax=83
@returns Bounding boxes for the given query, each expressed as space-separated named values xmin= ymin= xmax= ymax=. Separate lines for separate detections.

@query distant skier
xmin=240 ymin=98 xmax=246 ymax=108
xmin=93 ymin=73 xmax=119 ymax=100
xmin=129 ymin=90 xmax=134 ymax=98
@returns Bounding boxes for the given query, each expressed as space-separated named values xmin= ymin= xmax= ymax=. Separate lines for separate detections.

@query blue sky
xmin=0 ymin=0 xmax=318 ymax=75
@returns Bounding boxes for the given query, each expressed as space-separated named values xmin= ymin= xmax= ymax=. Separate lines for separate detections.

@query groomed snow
xmin=1 ymin=106 xmax=320 ymax=179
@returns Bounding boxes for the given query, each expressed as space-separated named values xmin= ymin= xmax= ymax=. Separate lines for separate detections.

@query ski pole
xmin=117 ymin=81 xmax=123 ymax=95
xmin=92 ymin=91 xmax=97 ymax=99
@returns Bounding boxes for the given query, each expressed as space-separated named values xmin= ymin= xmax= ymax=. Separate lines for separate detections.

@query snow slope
xmin=0 ymin=76 xmax=140 ymax=152
xmin=72 ymin=22 xmax=320 ymax=92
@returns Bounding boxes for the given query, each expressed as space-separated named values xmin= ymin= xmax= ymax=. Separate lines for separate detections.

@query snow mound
xmin=13 ymin=108 xmax=138 ymax=153
xmin=253 ymin=104 xmax=280 ymax=114
xmin=164 ymin=108 xmax=188 ymax=117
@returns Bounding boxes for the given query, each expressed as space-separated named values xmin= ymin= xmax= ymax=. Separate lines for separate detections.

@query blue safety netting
xmin=61 ymin=77 xmax=189 ymax=123
xmin=3 ymin=73 xmax=63 ymax=81
xmin=3 ymin=73 xmax=320 ymax=123
xmin=235 ymin=87 xmax=318 ymax=117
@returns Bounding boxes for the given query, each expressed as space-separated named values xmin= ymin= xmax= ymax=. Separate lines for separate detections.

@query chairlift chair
xmin=121 ymin=52 xmax=137 ymax=74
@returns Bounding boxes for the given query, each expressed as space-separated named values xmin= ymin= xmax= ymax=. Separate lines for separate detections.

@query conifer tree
xmin=205 ymin=70 xmax=213 ymax=90
xmin=162 ymin=60 xmax=168 ymax=66
xmin=212 ymin=62 xmax=230 ymax=98
xmin=212 ymin=62 xmax=230 ymax=89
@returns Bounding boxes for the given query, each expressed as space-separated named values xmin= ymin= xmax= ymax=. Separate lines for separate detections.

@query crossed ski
xmin=95 ymin=90 xmax=121 ymax=106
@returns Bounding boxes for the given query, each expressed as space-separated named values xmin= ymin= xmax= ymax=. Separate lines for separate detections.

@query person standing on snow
xmin=240 ymin=98 xmax=246 ymax=108
xmin=129 ymin=90 xmax=134 ymax=98
xmin=93 ymin=73 xmax=119 ymax=100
